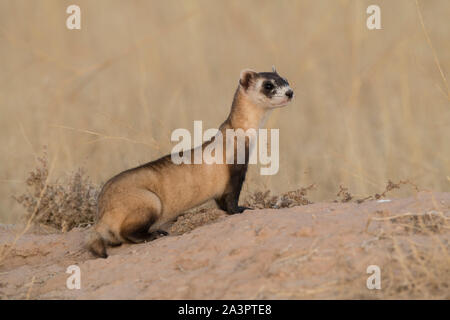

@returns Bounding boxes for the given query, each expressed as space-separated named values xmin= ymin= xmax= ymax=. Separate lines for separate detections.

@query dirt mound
xmin=0 ymin=191 xmax=449 ymax=299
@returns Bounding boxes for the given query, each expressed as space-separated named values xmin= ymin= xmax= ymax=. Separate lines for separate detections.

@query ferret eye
xmin=263 ymin=82 xmax=274 ymax=90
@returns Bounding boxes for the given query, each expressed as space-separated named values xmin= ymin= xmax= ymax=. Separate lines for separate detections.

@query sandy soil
xmin=0 ymin=191 xmax=449 ymax=300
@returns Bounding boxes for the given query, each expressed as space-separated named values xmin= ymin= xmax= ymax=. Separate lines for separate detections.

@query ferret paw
xmin=238 ymin=206 xmax=252 ymax=212
xmin=227 ymin=206 xmax=252 ymax=214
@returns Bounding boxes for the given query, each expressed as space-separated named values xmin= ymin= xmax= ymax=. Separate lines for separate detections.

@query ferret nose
xmin=285 ymin=89 xmax=294 ymax=99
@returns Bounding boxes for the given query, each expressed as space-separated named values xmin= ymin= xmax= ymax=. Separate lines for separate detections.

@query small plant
xmin=336 ymin=185 xmax=353 ymax=203
xmin=244 ymin=185 xmax=315 ymax=209
xmin=14 ymin=151 xmax=100 ymax=232
xmin=356 ymin=180 xmax=420 ymax=203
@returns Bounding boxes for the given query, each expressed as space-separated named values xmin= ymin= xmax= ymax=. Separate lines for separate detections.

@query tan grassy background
xmin=0 ymin=0 xmax=449 ymax=223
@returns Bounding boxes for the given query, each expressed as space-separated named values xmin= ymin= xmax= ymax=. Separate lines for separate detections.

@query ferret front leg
xmin=216 ymin=192 xmax=251 ymax=214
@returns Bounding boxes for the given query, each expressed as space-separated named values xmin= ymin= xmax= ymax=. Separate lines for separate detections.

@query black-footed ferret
xmin=87 ymin=68 xmax=293 ymax=258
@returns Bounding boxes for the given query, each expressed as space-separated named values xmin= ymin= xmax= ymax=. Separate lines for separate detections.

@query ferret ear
xmin=272 ymin=65 xmax=277 ymax=73
xmin=239 ymin=69 xmax=257 ymax=90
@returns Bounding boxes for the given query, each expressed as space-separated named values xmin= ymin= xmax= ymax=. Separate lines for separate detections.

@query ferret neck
xmin=225 ymin=87 xmax=272 ymax=131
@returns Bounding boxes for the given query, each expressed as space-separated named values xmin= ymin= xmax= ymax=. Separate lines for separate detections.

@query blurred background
xmin=0 ymin=0 xmax=449 ymax=223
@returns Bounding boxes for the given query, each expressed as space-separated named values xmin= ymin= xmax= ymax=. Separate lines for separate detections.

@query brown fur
xmin=86 ymin=69 xmax=292 ymax=258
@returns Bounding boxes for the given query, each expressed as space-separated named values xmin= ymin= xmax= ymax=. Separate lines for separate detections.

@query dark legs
xmin=215 ymin=163 xmax=252 ymax=214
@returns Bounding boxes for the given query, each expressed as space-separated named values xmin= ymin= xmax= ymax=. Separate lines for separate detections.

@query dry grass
xmin=0 ymin=0 xmax=449 ymax=225
xmin=363 ymin=210 xmax=450 ymax=299
xmin=259 ymin=207 xmax=449 ymax=299
xmin=13 ymin=150 xmax=99 ymax=232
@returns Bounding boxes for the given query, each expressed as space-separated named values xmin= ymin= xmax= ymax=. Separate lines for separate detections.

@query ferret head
xmin=239 ymin=68 xmax=294 ymax=108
